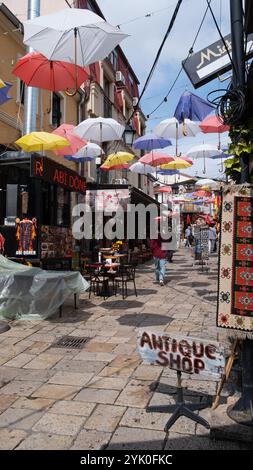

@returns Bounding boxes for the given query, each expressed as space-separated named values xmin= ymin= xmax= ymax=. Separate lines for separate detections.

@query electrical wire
xmin=146 ymin=3 xmax=210 ymax=118
xmin=116 ymin=2 xmax=186 ymax=28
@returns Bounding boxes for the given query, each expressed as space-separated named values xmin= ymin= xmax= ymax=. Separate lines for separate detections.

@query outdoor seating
xmin=114 ymin=264 xmax=137 ymax=299
xmin=86 ymin=264 xmax=110 ymax=300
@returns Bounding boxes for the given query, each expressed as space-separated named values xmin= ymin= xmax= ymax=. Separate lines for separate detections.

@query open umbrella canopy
xmin=193 ymin=190 xmax=212 ymax=197
xmin=174 ymin=90 xmax=214 ymax=123
xmin=180 ymin=155 xmax=193 ymax=164
xmin=139 ymin=152 xmax=174 ymax=166
xmin=74 ymin=117 xmax=125 ymax=142
xmin=103 ymin=151 xmax=134 ymax=167
xmin=200 ymin=115 xmax=230 ymax=134
xmin=15 ymin=132 xmax=69 ymax=152
xmin=52 ymin=124 xmax=87 ymax=156
xmin=133 ymin=133 xmax=172 ymax=150
xmin=158 ymin=186 xmax=172 ymax=193
xmin=0 ymin=82 xmax=12 ymax=105
xmin=187 ymin=144 xmax=222 ymax=159
xmin=100 ymin=163 xmax=129 ymax=171
xmin=12 ymin=52 xmax=89 ymax=92
xmin=0 ymin=79 xmax=6 ymax=88
xmin=129 ymin=162 xmax=155 ymax=175
xmin=154 ymin=117 xmax=200 ymax=140
xmin=160 ymin=157 xmax=192 ymax=170
xmin=157 ymin=169 xmax=179 ymax=175
xmin=195 ymin=178 xmax=218 ymax=189
xmin=66 ymin=142 xmax=104 ymax=162
xmin=23 ymin=8 xmax=128 ymax=67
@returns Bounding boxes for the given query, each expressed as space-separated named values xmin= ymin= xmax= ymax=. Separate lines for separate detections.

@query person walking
xmin=185 ymin=225 xmax=192 ymax=247
xmin=208 ymin=223 xmax=217 ymax=253
xmin=150 ymin=234 xmax=168 ymax=286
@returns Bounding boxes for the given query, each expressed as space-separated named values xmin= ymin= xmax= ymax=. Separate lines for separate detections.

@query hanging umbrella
xmin=180 ymin=155 xmax=193 ymax=164
xmin=12 ymin=52 xmax=89 ymax=92
xmin=174 ymin=90 xmax=214 ymax=123
xmin=52 ymin=124 xmax=87 ymax=156
xmin=158 ymin=186 xmax=172 ymax=193
xmin=133 ymin=133 xmax=172 ymax=150
xmin=100 ymin=163 xmax=129 ymax=171
xmin=154 ymin=117 xmax=200 ymax=155
xmin=195 ymin=178 xmax=218 ymax=189
xmin=0 ymin=79 xmax=6 ymax=88
xmin=186 ymin=144 xmax=222 ymax=174
xmin=160 ymin=157 xmax=192 ymax=171
xmin=0 ymin=82 xmax=12 ymax=105
xmin=74 ymin=117 xmax=124 ymax=142
xmin=129 ymin=162 xmax=155 ymax=174
xmin=15 ymin=132 xmax=69 ymax=152
xmin=139 ymin=152 xmax=174 ymax=167
xmin=65 ymin=142 xmax=104 ymax=162
xmin=193 ymin=190 xmax=212 ymax=197
xmin=23 ymin=8 xmax=128 ymax=68
xmin=200 ymin=115 xmax=230 ymax=134
xmin=157 ymin=169 xmax=179 ymax=175
xmin=103 ymin=151 xmax=134 ymax=167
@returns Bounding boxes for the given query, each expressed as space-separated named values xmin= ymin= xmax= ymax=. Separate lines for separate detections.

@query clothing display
xmin=0 ymin=232 xmax=5 ymax=254
xmin=16 ymin=218 xmax=37 ymax=255
xmin=217 ymin=185 xmax=253 ymax=337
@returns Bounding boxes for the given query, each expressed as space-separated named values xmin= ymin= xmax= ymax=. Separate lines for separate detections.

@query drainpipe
xmin=23 ymin=0 xmax=40 ymax=135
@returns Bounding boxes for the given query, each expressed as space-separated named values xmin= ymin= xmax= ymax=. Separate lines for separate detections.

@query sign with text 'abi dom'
xmin=31 ymin=156 xmax=86 ymax=194
xmin=183 ymin=33 xmax=253 ymax=88
xmin=137 ymin=330 xmax=225 ymax=379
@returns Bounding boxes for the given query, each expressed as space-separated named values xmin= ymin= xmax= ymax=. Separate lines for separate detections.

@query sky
xmin=96 ymin=0 xmax=231 ymax=180
xmin=4 ymin=0 xmax=232 ymax=180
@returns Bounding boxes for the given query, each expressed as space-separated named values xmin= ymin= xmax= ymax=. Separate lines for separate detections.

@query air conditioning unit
xmin=115 ymin=71 xmax=125 ymax=85
xmin=132 ymin=97 xmax=138 ymax=107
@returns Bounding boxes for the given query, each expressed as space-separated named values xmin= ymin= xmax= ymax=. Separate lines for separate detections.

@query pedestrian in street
xmin=150 ymin=233 xmax=168 ymax=286
xmin=185 ymin=225 xmax=192 ymax=247
xmin=208 ymin=223 xmax=217 ymax=253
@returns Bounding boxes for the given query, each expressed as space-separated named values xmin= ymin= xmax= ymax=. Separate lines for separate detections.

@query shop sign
xmin=183 ymin=33 xmax=253 ymax=88
xmin=137 ymin=330 xmax=225 ymax=378
xmin=31 ymin=156 xmax=86 ymax=194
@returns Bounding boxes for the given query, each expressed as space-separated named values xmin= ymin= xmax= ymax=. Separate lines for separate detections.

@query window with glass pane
xmin=52 ymin=93 xmax=61 ymax=127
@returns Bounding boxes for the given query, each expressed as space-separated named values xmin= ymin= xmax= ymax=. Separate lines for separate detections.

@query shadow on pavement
xmin=100 ymin=300 xmax=144 ymax=310
xmin=117 ymin=313 xmax=173 ymax=327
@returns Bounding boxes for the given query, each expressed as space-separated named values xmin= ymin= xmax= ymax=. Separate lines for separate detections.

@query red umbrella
xmin=200 ymin=115 xmax=229 ymax=134
xmin=158 ymin=186 xmax=172 ymax=193
xmin=139 ymin=152 xmax=174 ymax=166
xmin=100 ymin=164 xmax=129 ymax=171
xmin=12 ymin=52 xmax=89 ymax=92
xmin=193 ymin=190 xmax=212 ymax=197
xmin=52 ymin=124 xmax=87 ymax=156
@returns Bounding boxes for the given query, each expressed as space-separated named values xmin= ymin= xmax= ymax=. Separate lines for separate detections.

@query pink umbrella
xmin=158 ymin=186 xmax=172 ymax=193
xmin=139 ymin=152 xmax=174 ymax=167
xmin=200 ymin=115 xmax=229 ymax=134
xmin=52 ymin=124 xmax=87 ymax=156
xmin=180 ymin=155 xmax=193 ymax=165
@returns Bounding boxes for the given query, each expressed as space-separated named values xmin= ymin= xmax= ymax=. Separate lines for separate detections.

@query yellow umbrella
xmin=0 ymin=79 xmax=6 ymax=88
xmin=160 ymin=157 xmax=192 ymax=170
xmin=15 ymin=131 xmax=69 ymax=152
xmin=103 ymin=151 xmax=134 ymax=168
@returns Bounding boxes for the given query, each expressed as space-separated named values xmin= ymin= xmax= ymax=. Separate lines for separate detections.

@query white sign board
xmin=137 ymin=330 xmax=225 ymax=379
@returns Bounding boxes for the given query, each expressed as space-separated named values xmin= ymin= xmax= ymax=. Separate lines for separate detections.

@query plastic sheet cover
xmin=0 ymin=255 xmax=89 ymax=320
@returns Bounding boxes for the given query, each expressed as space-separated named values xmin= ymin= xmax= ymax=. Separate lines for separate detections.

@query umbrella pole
xmin=65 ymin=28 xmax=78 ymax=96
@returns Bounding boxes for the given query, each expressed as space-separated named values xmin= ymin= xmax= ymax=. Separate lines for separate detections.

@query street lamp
xmin=123 ymin=123 xmax=135 ymax=146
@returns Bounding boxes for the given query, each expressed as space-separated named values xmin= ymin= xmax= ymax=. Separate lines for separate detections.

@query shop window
xmin=103 ymin=76 xmax=112 ymax=117
xmin=129 ymin=73 xmax=135 ymax=96
xmin=51 ymin=92 xmax=63 ymax=128
xmin=109 ymin=50 xmax=118 ymax=69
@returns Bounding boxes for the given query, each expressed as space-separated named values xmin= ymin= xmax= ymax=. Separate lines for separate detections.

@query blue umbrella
xmin=64 ymin=155 xmax=93 ymax=162
xmin=133 ymin=132 xmax=172 ymax=151
xmin=174 ymin=91 xmax=214 ymax=124
xmin=157 ymin=169 xmax=179 ymax=175
xmin=0 ymin=82 xmax=12 ymax=105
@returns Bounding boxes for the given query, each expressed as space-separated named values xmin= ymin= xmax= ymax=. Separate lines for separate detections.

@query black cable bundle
xmin=207 ymin=87 xmax=246 ymax=125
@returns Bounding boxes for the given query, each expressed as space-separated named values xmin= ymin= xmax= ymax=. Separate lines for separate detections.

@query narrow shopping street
xmin=0 ymin=248 xmax=250 ymax=450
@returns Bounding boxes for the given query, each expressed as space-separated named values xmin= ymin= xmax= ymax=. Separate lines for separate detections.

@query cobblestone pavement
xmin=0 ymin=248 xmax=252 ymax=450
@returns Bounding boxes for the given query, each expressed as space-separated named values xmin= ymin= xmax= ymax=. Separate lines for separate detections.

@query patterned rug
xmin=217 ymin=185 xmax=253 ymax=337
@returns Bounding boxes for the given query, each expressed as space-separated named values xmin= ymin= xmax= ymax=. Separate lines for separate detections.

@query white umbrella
xmin=154 ymin=118 xmax=200 ymax=155
xmin=129 ymin=162 xmax=155 ymax=175
xmin=23 ymin=9 xmax=128 ymax=67
xmin=186 ymin=144 xmax=222 ymax=174
xmin=195 ymin=178 xmax=218 ymax=189
xmin=77 ymin=143 xmax=104 ymax=158
xmin=74 ymin=117 xmax=125 ymax=142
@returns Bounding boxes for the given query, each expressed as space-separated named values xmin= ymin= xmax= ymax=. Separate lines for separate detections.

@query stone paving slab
xmin=107 ymin=426 xmax=166 ymax=450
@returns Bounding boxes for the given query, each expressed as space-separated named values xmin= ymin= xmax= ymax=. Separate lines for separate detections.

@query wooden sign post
xmin=137 ymin=330 xmax=225 ymax=431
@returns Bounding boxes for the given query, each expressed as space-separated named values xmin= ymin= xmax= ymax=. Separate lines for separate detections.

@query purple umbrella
xmin=133 ymin=132 xmax=172 ymax=151
xmin=174 ymin=91 xmax=214 ymax=124
xmin=0 ymin=82 xmax=12 ymax=105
